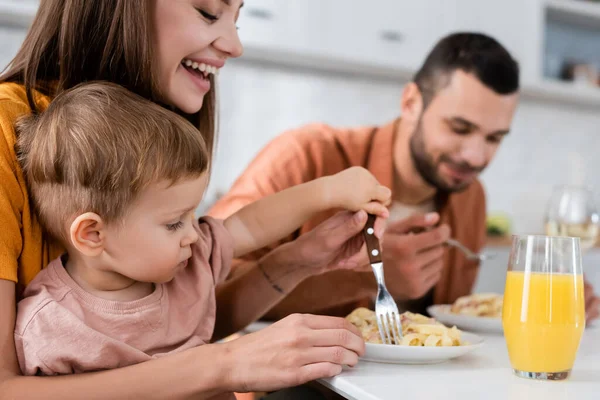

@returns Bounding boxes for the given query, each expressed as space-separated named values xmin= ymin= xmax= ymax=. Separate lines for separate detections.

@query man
xmin=210 ymin=32 xmax=600 ymax=321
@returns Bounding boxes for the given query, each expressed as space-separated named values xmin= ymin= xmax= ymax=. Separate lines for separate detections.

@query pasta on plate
xmin=346 ymin=308 xmax=463 ymax=347
xmin=450 ymin=293 xmax=503 ymax=318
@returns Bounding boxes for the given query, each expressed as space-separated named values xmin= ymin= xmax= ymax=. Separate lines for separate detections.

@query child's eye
xmin=166 ymin=221 xmax=184 ymax=232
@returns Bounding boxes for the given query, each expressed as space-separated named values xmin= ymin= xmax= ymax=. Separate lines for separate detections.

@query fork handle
xmin=363 ymin=214 xmax=382 ymax=264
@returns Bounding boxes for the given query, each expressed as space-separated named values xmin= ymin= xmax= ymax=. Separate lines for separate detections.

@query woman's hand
xmin=287 ymin=210 xmax=386 ymax=273
xmin=213 ymin=210 xmax=386 ymax=339
xmin=585 ymin=279 xmax=600 ymax=323
xmin=223 ymin=313 xmax=365 ymax=393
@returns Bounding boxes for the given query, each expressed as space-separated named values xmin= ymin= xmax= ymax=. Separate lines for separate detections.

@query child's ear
xmin=69 ymin=213 xmax=106 ymax=256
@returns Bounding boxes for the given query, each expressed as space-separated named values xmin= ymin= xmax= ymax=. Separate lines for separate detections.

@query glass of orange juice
xmin=502 ymin=234 xmax=586 ymax=381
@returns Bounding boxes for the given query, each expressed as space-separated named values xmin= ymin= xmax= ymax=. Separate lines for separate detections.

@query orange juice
xmin=502 ymin=271 xmax=585 ymax=373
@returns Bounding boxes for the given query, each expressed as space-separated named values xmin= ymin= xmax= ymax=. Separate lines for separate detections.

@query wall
xmin=0 ymin=26 xmax=25 ymax=68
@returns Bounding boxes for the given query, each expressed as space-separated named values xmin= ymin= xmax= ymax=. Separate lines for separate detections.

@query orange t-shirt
xmin=209 ymin=119 xmax=487 ymax=319
xmin=0 ymin=83 xmax=63 ymax=295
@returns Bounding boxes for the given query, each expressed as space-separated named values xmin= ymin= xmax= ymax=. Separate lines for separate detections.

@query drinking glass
xmin=502 ymin=235 xmax=586 ymax=380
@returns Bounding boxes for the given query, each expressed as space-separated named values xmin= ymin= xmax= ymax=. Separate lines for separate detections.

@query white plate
xmin=361 ymin=332 xmax=484 ymax=364
xmin=242 ymin=321 xmax=272 ymax=333
xmin=427 ymin=305 xmax=503 ymax=334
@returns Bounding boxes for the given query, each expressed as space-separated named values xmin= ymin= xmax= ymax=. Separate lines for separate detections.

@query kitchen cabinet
xmin=331 ymin=0 xmax=540 ymax=78
xmin=452 ymin=0 xmax=542 ymax=83
xmin=240 ymin=0 xmax=459 ymax=71
xmin=328 ymin=0 xmax=458 ymax=71
xmin=237 ymin=0 xmax=327 ymax=55
xmin=0 ymin=0 xmax=37 ymax=28
xmin=2 ymin=0 xmax=597 ymax=107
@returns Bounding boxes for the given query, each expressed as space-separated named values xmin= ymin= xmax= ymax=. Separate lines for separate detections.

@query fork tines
xmin=376 ymin=311 xmax=402 ymax=345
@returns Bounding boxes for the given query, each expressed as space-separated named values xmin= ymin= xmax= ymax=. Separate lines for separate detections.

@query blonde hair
xmin=17 ymin=82 xmax=209 ymax=244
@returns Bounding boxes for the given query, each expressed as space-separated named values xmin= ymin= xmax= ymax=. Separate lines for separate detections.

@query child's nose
xmin=182 ymin=226 xmax=199 ymax=247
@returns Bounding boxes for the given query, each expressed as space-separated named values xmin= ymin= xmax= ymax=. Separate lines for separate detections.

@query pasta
xmin=450 ymin=293 xmax=503 ymax=318
xmin=346 ymin=308 xmax=463 ymax=347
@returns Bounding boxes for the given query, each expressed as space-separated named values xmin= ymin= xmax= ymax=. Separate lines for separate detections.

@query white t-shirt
xmin=388 ymin=200 xmax=435 ymax=223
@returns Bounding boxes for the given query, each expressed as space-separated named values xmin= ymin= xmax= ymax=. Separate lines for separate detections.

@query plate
xmin=242 ymin=321 xmax=271 ymax=333
xmin=427 ymin=305 xmax=503 ymax=334
xmin=361 ymin=332 xmax=484 ymax=364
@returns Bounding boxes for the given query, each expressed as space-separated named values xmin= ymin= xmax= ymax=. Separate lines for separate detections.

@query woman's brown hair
xmin=0 ymin=0 xmax=216 ymax=155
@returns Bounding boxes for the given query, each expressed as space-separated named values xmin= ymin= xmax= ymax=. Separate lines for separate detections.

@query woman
xmin=0 ymin=1 xmax=384 ymax=398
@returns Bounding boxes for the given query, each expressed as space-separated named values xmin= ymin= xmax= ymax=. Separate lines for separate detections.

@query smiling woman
xmin=0 ymin=1 xmax=377 ymax=399
xmin=151 ymin=0 xmax=243 ymax=115
xmin=0 ymin=0 xmax=244 ymax=296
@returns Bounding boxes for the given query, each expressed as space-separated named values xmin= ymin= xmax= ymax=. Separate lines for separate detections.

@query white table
xmin=318 ymin=326 xmax=600 ymax=400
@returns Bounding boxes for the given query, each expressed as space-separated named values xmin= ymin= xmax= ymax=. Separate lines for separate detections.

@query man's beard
xmin=409 ymin=119 xmax=484 ymax=193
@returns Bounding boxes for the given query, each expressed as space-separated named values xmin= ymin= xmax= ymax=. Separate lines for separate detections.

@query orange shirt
xmin=209 ymin=118 xmax=487 ymax=319
xmin=0 ymin=83 xmax=63 ymax=297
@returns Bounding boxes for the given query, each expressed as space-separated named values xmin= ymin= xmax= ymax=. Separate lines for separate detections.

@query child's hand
xmin=328 ymin=167 xmax=391 ymax=217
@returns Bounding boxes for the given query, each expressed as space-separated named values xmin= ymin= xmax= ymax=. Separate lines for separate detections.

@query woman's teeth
xmin=182 ymin=59 xmax=219 ymax=77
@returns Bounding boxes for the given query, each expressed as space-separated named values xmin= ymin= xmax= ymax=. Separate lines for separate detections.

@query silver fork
xmin=446 ymin=238 xmax=496 ymax=262
xmin=363 ymin=215 xmax=403 ymax=345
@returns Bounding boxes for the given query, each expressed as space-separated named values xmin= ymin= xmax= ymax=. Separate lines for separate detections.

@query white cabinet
xmin=350 ymin=0 xmax=457 ymax=70
xmin=237 ymin=1 xmax=289 ymax=51
xmin=238 ymin=0 xmax=326 ymax=55
xmin=453 ymin=0 xmax=542 ymax=82
xmin=239 ymin=0 xmax=460 ymax=72
xmin=0 ymin=0 xmax=36 ymax=28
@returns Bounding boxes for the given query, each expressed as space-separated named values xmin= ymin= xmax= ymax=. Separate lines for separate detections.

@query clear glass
xmin=545 ymin=185 xmax=600 ymax=251
xmin=502 ymin=235 xmax=586 ymax=381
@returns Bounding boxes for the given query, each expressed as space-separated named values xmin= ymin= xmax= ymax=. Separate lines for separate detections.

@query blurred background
xmin=2 ymin=0 xmax=600 ymax=292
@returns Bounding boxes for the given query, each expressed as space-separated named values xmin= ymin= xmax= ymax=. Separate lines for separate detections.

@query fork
xmin=363 ymin=215 xmax=403 ymax=345
xmin=410 ymin=227 xmax=496 ymax=263
xmin=446 ymin=238 xmax=496 ymax=262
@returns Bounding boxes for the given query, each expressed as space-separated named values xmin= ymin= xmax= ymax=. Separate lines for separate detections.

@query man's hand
xmin=381 ymin=212 xmax=450 ymax=300
xmin=584 ymin=280 xmax=600 ymax=323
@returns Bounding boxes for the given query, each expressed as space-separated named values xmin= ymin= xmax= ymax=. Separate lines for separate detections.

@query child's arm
xmin=223 ymin=167 xmax=391 ymax=257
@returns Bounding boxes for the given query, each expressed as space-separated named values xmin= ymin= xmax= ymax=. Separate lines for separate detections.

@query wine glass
xmin=545 ymin=185 xmax=600 ymax=251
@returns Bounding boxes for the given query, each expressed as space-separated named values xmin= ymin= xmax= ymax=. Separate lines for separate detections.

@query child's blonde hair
xmin=17 ymin=82 xmax=209 ymax=244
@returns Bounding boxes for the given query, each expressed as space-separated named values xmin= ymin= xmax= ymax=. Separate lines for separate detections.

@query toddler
xmin=14 ymin=82 xmax=390 ymax=380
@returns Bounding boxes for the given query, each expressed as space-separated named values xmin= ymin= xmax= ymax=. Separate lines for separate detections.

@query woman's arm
xmin=214 ymin=210 xmax=385 ymax=340
xmin=0 ymin=280 xmax=233 ymax=400
xmin=1 ymin=278 xmax=365 ymax=398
